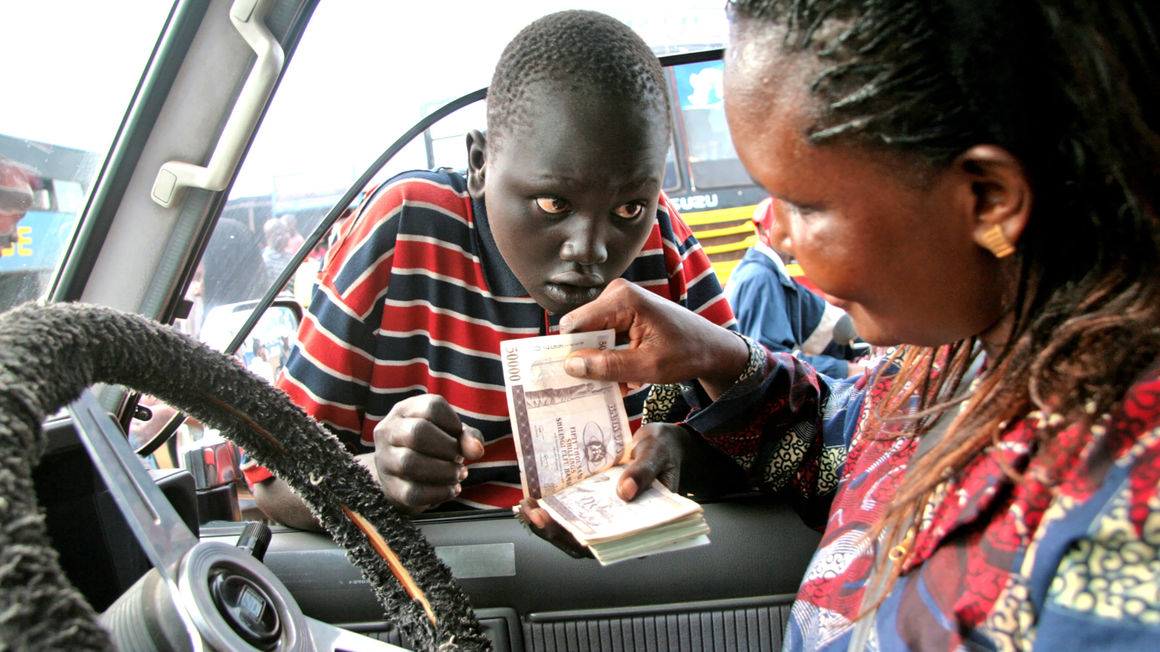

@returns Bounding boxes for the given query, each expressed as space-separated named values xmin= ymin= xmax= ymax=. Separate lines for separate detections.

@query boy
xmin=248 ymin=10 xmax=734 ymax=528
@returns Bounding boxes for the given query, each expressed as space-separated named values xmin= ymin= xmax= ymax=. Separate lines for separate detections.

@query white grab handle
xmin=151 ymin=0 xmax=285 ymax=207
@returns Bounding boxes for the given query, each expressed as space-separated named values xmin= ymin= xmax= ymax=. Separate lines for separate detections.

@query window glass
xmin=662 ymin=136 xmax=682 ymax=193
xmin=673 ymin=59 xmax=751 ymax=189
xmin=0 ymin=2 xmax=174 ymax=312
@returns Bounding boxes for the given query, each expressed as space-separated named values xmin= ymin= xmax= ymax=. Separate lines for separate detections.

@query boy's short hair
xmin=486 ymin=10 xmax=672 ymax=152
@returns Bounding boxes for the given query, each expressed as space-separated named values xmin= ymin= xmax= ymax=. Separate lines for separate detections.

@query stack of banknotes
xmin=501 ymin=330 xmax=710 ymax=565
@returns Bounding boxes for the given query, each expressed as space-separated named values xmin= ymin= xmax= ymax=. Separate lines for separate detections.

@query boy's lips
xmin=544 ymin=271 xmax=606 ymax=308
xmin=548 ymin=271 xmax=605 ymax=288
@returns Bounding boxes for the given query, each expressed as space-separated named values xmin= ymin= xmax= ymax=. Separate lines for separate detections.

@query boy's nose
xmin=560 ymin=219 xmax=608 ymax=265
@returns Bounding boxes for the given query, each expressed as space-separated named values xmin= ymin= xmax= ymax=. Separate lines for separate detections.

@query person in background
xmin=292 ymin=220 xmax=332 ymax=309
xmin=0 ymin=156 xmax=37 ymax=252
xmin=261 ymin=217 xmax=294 ymax=295
xmin=248 ymin=10 xmax=734 ymax=529
xmin=246 ymin=339 xmax=275 ymax=384
xmin=525 ymin=0 xmax=1160 ymax=649
xmin=280 ymin=213 xmax=305 ymax=255
xmin=727 ymin=196 xmax=865 ymax=378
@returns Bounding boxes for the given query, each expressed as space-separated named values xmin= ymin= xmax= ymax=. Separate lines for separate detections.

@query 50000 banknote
xmin=500 ymin=330 xmax=631 ymax=499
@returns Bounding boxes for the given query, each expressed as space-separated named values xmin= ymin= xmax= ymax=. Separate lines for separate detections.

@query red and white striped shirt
xmin=245 ymin=169 xmax=734 ymax=510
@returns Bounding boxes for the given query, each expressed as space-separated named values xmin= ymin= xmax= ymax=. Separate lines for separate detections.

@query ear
xmin=955 ymin=145 xmax=1032 ymax=258
xmin=465 ymin=129 xmax=487 ymax=200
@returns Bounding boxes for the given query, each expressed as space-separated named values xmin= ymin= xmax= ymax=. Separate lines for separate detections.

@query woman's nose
xmin=768 ymin=199 xmax=795 ymax=257
xmin=560 ymin=218 xmax=608 ymax=265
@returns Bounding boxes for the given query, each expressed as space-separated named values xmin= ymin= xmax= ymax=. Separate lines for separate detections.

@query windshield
xmin=0 ymin=2 xmax=174 ymax=312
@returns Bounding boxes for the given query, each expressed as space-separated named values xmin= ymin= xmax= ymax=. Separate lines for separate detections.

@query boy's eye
xmin=535 ymin=197 xmax=570 ymax=214
xmin=613 ymin=202 xmax=645 ymax=220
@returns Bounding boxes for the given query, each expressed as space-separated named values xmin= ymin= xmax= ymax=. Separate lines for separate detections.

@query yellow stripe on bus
xmin=703 ymin=235 xmax=757 ymax=256
xmin=680 ymin=204 xmax=757 ymax=227
xmin=695 ymin=222 xmax=757 ymax=239
xmin=679 ymin=201 xmax=761 ymax=286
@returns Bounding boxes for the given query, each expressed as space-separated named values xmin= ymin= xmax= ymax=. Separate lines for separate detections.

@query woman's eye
xmin=535 ymin=197 xmax=570 ymax=214
xmin=786 ymin=203 xmax=815 ymax=219
xmin=613 ymin=202 xmax=645 ymax=219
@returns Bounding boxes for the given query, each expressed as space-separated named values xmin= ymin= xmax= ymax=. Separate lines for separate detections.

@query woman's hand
xmin=617 ymin=422 xmax=687 ymax=500
xmin=560 ymin=279 xmax=750 ymax=399
xmin=370 ymin=394 xmax=485 ymax=512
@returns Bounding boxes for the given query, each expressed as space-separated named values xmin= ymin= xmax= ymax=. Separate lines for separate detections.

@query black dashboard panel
xmin=202 ymin=495 xmax=820 ymax=651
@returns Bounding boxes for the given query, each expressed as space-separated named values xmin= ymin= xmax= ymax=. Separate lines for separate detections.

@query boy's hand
xmin=513 ymin=422 xmax=686 ymax=558
xmin=372 ymin=394 xmax=485 ymax=512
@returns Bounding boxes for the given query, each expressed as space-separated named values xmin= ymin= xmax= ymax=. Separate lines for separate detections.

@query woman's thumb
xmin=563 ymin=348 xmax=633 ymax=383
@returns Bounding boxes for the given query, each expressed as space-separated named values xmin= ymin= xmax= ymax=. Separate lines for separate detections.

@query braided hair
xmin=728 ymin=0 xmax=1160 ymax=600
xmin=485 ymin=10 xmax=672 ymax=154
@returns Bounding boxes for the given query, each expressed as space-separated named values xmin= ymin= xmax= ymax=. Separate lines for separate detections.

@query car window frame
xmin=53 ymin=0 xmax=319 ymax=322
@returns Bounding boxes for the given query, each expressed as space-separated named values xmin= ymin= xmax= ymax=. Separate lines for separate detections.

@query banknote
xmin=537 ymin=465 xmax=706 ymax=543
xmin=502 ymin=330 xmax=711 ymax=565
xmin=500 ymin=330 xmax=631 ymax=499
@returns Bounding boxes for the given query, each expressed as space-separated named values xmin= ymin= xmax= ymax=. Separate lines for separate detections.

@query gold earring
xmin=982 ymin=224 xmax=1015 ymax=258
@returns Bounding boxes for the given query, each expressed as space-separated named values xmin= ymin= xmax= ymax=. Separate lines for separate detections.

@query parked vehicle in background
xmin=0 ymin=135 xmax=101 ymax=310
xmin=662 ymin=58 xmax=766 ymax=284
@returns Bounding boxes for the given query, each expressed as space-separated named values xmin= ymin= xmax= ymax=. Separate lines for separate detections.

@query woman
xmin=523 ymin=0 xmax=1160 ymax=649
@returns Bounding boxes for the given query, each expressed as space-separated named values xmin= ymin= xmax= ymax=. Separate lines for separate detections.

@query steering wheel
xmin=0 ymin=301 xmax=489 ymax=651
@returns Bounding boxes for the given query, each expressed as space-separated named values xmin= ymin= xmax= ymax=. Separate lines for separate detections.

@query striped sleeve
xmin=278 ymin=178 xmax=412 ymax=430
xmin=656 ymin=193 xmax=737 ymax=330
xmin=245 ymin=174 xmax=459 ymax=486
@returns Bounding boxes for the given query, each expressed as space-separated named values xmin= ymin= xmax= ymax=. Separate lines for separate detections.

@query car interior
xmin=3 ymin=0 xmax=825 ymax=649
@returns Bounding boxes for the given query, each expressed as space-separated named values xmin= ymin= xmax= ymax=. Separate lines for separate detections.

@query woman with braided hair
xmin=519 ymin=0 xmax=1160 ymax=649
